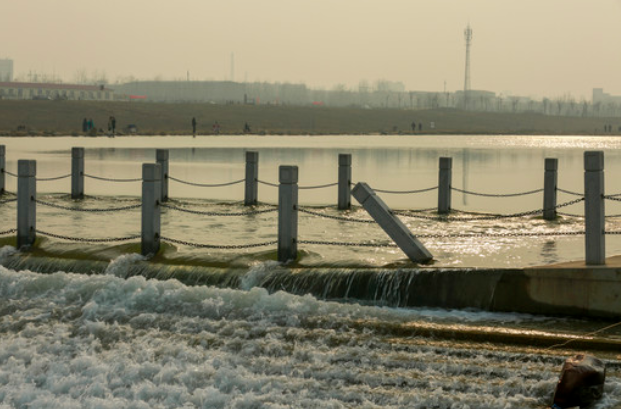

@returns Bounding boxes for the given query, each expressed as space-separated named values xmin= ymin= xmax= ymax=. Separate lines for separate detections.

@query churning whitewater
xmin=0 ymin=248 xmax=620 ymax=408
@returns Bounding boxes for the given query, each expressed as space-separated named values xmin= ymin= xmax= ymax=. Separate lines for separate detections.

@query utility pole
xmin=463 ymin=24 xmax=473 ymax=109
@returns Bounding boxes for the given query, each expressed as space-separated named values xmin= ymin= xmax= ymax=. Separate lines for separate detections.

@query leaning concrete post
xmin=338 ymin=154 xmax=352 ymax=210
xmin=142 ymin=163 xmax=161 ymax=257
xmin=352 ymin=182 xmax=433 ymax=263
xmin=438 ymin=157 xmax=452 ymax=214
xmin=156 ymin=149 xmax=169 ymax=202
xmin=543 ymin=158 xmax=558 ymax=220
xmin=584 ymin=151 xmax=605 ymax=265
xmin=245 ymin=151 xmax=259 ymax=206
xmin=0 ymin=145 xmax=5 ymax=195
xmin=17 ymin=160 xmax=36 ymax=249
xmin=71 ymin=147 xmax=85 ymax=199
xmin=278 ymin=165 xmax=298 ymax=262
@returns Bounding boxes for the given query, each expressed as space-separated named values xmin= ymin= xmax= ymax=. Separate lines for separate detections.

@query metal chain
xmin=605 ymin=231 xmax=621 ymax=235
xmin=36 ymin=229 xmax=140 ymax=243
xmin=416 ymin=231 xmax=585 ymax=239
xmin=84 ymin=173 xmax=142 ymax=182
xmin=298 ymin=239 xmax=397 ymax=247
xmin=168 ymin=175 xmax=245 ymax=188
xmin=393 ymin=207 xmax=437 ymax=215
xmin=557 ymin=187 xmax=583 ymax=196
xmin=374 ymin=186 xmax=438 ymax=195
xmin=0 ymin=228 xmax=16 ymax=236
xmin=2 ymin=170 xmax=17 ymax=177
xmin=605 ymin=192 xmax=621 ymax=198
xmin=0 ymin=197 xmax=18 ymax=205
xmin=557 ymin=211 xmax=584 ymax=218
xmin=35 ymin=199 xmax=141 ymax=212
xmin=160 ymin=203 xmax=277 ymax=216
xmin=36 ymin=174 xmax=71 ymax=182
xmin=604 ymin=195 xmax=621 ymax=202
xmin=257 ymin=179 xmax=279 ymax=188
xmin=297 ymin=207 xmax=376 ymax=223
xmin=298 ymin=182 xmax=338 ymax=190
xmin=161 ymin=236 xmax=277 ymax=249
xmin=451 ymin=187 xmax=544 ymax=197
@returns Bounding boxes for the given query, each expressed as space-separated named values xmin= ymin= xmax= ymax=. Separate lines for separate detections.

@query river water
xmin=0 ymin=135 xmax=620 ymax=408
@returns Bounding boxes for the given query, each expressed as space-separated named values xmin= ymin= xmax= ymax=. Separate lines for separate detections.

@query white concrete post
xmin=584 ymin=151 xmax=605 ymax=265
xmin=156 ymin=149 xmax=169 ymax=202
xmin=142 ymin=163 xmax=161 ymax=257
xmin=338 ymin=154 xmax=352 ymax=210
xmin=352 ymin=182 xmax=433 ymax=263
xmin=71 ymin=147 xmax=85 ymax=199
xmin=245 ymin=151 xmax=259 ymax=206
xmin=278 ymin=165 xmax=298 ymax=262
xmin=0 ymin=145 xmax=5 ymax=195
xmin=17 ymin=160 xmax=36 ymax=249
xmin=438 ymin=157 xmax=452 ymax=214
xmin=543 ymin=158 xmax=558 ymax=220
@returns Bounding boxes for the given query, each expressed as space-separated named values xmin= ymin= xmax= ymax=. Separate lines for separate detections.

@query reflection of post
xmin=584 ymin=151 xmax=605 ymax=265
xmin=338 ymin=154 xmax=351 ymax=210
xmin=0 ymin=145 xmax=5 ymax=194
xmin=352 ymin=182 xmax=433 ymax=263
xmin=462 ymin=149 xmax=468 ymax=206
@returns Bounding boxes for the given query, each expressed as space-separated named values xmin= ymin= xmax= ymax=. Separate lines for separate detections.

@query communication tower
xmin=463 ymin=24 xmax=473 ymax=109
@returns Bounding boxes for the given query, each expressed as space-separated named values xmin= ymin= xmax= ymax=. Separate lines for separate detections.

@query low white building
xmin=0 ymin=59 xmax=13 ymax=82
xmin=0 ymin=82 xmax=114 ymax=101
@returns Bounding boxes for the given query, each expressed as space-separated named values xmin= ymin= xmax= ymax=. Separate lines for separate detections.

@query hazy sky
xmin=3 ymin=0 xmax=620 ymax=99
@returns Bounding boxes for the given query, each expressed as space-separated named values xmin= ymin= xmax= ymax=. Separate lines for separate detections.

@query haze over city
xmin=2 ymin=0 xmax=621 ymax=100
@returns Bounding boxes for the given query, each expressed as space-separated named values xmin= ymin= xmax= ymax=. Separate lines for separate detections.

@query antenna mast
xmin=463 ymin=24 xmax=473 ymax=109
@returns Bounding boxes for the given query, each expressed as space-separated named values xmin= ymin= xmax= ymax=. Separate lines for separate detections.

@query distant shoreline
xmin=0 ymin=100 xmax=618 ymax=137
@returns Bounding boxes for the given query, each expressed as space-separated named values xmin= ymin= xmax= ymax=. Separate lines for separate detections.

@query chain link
xmin=84 ymin=173 xmax=142 ymax=182
xmin=604 ymin=195 xmax=621 ymax=202
xmin=168 ymin=175 xmax=245 ymax=188
xmin=2 ymin=170 xmax=17 ymax=177
xmin=36 ymin=229 xmax=140 ymax=243
xmin=374 ymin=186 xmax=438 ymax=195
xmin=35 ymin=199 xmax=141 ymax=212
xmin=557 ymin=187 xmax=583 ymax=196
xmin=0 ymin=228 xmax=16 ymax=236
xmin=417 ymin=231 xmax=585 ymax=239
xmin=257 ymin=179 xmax=279 ymax=188
xmin=299 ymin=182 xmax=338 ymax=190
xmin=0 ymin=197 xmax=18 ymax=205
xmin=298 ymin=239 xmax=397 ymax=247
xmin=452 ymin=187 xmax=544 ymax=197
xmin=297 ymin=207 xmax=376 ymax=223
xmin=36 ymin=174 xmax=71 ymax=182
xmin=161 ymin=203 xmax=277 ymax=216
xmin=161 ymin=236 xmax=277 ymax=249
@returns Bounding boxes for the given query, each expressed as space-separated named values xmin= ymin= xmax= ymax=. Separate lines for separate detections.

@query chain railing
xmin=160 ymin=203 xmax=277 ymax=217
xmin=0 ymin=228 xmax=16 ymax=236
xmin=161 ymin=236 xmax=277 ymax=249
xmin=297 ymin=206 xmax=376 ymax=223
xmin=374 ymin=186 xmax=438 ymax=195
xmin=36 ymin=229 xmax=141 ymax=243
xmin=168 ymin=175 xmax=245 ymax=188
xmin=257 ymin=180 xmax=280 ymax=188
xmin=2 ymin=170 xmax=17 ymax=177
xmin=36 ymin=174 xmax=71 ymax=182
xmin=452 ymin=187 xmax=544 ymax=198
xmin=0 ymin=197 xmax=18 ymax=205
xmin=83 ymin=173 xmax=142 ymax=183
xmin=298 ymin=182 xmax=339 ymax=190
xmin=35 ymin=199 xmax=141 ymax=212
xmin=557 ymin=187 xmax=583 ymax=196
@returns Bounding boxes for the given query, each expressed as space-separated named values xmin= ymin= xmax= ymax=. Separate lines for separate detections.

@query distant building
xmin=0 ymin=82 xmax=114 ymax=101
xmin=0 ymin=59 xmax=13 ymax=82
xmin=593 ymin=88 xmax=621 ymax=105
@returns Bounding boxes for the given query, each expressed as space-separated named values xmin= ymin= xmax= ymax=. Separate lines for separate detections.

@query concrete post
xmin=142 ymin=163 xmax=161 ymax=257
xmin=338 ymin=153 xmax=352 ymax=210
xmin=0 ymin=145 xmax=5 ymax=195
xmin=71 ymin=147 xmax=85 ymax=199
xmin=245 ymin=151 xmax=259 ymax=206
xmin=156 ymin=149 xmax=169 ymax=202
xmin=278 ymin=165 xmax=298 ymax=262
xmin=438 ymin=157 xmax=452 ymax=214
xmin=352 ymin=182 xmax=433 ymax=263
xmin=17 ymin=160 xmax=36 ymax=249
xmin=543 ymin=158 xmax=558 ymax=220
xmin=584 ymin=151 xmax=605 ymax=265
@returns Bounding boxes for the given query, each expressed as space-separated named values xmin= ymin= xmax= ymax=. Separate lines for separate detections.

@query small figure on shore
xmin=411 ymin=121 xmax=416 ymax=133
xmin=109 ymin=116 xmax=116 ymax=137
xmin=212 ymin=121 xmax=220 ymax=135
xmin=82 ymin=118 xmax=88 ymax=133
xmin=192 ymin=117 xmax=197 ymax=137
xmin=418 ymin=123 xmax=422 ymax=131
xmin=88 ymin=118 xmax=94 ymax=131
xmin=243 ymin=122 xmax=251 ymax=134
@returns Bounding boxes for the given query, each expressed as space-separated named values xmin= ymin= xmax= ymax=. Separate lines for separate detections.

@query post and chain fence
xmin=168 ymin=176 xmax=245 ymax=188
xmin=35 ymin=199 xmax=141 ymax=212
xmin=160 ymin=203 xmax=277 ymax=217
xmin=36 ymin=229 xmax=141 ymax=243
xmin=451 ymin=187 xmax=545 ymax=198
xmin=160 ymin=236 xmax=277 ymax=249
xmin=83 ymin=173 xmax=142 ymax=183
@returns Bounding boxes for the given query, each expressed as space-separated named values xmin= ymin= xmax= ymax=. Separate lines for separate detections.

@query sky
xmin=2 ymin=0 xmax=621 ymax=100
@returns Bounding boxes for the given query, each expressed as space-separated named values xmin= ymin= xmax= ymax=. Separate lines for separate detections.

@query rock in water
xmin=552 ymin=354 xmax=606 ymax=408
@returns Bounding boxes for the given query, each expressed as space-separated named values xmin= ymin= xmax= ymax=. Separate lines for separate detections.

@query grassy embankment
xmin=0 ymin=100 xmax=617 ymax=136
